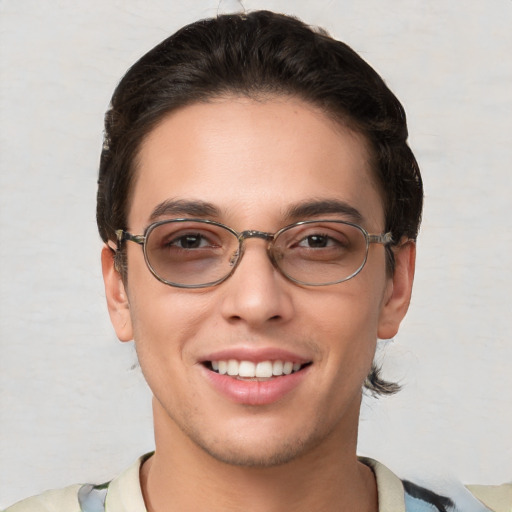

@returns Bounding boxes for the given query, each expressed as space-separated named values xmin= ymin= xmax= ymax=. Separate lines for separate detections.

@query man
xmin=6 ymin=10 xmax=510 ymax=512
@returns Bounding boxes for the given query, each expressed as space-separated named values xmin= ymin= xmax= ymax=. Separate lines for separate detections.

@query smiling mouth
xmin=203 ymin=360 xmax=312 ymax=380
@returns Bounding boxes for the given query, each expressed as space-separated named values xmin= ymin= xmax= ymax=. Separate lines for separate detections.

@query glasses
xmin=115 ymin=219 xmax=392 ymax=288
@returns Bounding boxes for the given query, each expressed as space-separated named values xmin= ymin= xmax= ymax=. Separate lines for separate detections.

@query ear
xmin=377 ymin=240 xmax=416 ymax=340
xmin=101 ymin=244 xmax=133 ymax=342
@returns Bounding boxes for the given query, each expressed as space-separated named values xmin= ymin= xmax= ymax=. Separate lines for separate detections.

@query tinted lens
xmin=274 ymin=221 xmax=368 ymax=285
xmin=144 ymin=221 xmax=239 ymax=286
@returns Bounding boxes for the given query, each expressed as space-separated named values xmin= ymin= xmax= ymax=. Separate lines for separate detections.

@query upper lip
xmin=199 ymin=346 xmax=312 ymax=365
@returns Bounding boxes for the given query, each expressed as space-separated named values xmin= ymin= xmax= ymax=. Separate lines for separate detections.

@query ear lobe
xmin=101 ymin=245 xmax=133 ymax=342
xmin=377 ymin=240 xmax=416 ymax=340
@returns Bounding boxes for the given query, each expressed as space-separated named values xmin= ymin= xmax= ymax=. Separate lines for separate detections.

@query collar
xmin=102 ymin=453 xmax=407 ymax=512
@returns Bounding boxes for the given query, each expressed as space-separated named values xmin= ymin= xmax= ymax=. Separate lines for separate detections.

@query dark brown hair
xmin=97 ymin=10 xmax=423 ymax=395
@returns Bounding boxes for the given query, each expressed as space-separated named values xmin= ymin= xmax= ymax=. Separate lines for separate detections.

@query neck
xmin=141 ymin=399 xmax=377 ymax=512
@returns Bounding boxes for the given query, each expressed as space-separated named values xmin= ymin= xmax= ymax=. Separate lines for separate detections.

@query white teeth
xmin=255 ymin=361 xmax=273 ymax=378
xmin=272 ymin=360 xmax=283 ymax=375
xmin=238 ymin=361 xmax=256 ymax=378
xmin=210 ymin=359 xmax=303 ymax=378
xmin=227 ymin=359 xmax=239 ymax=376
xmin=218 ymin=360 xmax=228 ymax=375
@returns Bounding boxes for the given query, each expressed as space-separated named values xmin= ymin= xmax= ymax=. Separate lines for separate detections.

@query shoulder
xmin=403 ymin=481 xmax=512 ymax=512
xmin=466 ymin=483 xmax=512 ymax=512
xmin=4 ymin=454 xmax=149 ymax=512
xmin=4 ymin=482 xmax=113 ymax=512
xmin=3 ymin=484 xmax=83 ymax=512
xmin=361 ymin=457 xmax=511 ymax=512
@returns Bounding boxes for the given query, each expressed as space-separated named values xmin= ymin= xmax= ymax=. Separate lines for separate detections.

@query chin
xmin=199 ymin=439 xmax=311 ymax=468
xmin=187 ymin=421 xmax=328 ymax=468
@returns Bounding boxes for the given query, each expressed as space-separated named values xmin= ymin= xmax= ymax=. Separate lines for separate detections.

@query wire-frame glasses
xmin=115 ymin=218 xmax=392 ymax=288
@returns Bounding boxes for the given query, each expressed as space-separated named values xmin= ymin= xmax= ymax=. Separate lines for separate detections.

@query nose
xmin=219 ymin=238 xmax=294 ymax=328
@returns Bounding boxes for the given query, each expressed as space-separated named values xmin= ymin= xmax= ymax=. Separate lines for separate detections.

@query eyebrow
xmin=284 ymin=199 xmax=364 ymax=224
xmin=149 ymin=199 xmax=220 ymax=221
xmin=148 ymin=198 xmax=363 ymax=225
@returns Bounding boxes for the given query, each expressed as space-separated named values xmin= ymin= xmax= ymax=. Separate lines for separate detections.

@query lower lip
xmin=202 ymin=366 xmax=310 ymax=405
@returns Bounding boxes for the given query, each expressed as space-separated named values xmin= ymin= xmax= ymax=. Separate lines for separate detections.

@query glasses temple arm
xmin=114 ymin=229 xmax=146 ymax=246
xmin=368 ymin=232 xmax=393 ymax=244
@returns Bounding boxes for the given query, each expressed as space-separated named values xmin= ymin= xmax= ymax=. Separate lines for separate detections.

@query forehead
xmin=129 ymin=96 xmax=384 ymax=230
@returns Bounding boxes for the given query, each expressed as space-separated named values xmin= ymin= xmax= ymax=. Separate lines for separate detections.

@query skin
xmin=102 ymin=96 xmax=415 ymax=512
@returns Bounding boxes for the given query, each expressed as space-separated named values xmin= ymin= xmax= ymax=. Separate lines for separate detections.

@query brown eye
xmin=169 ymin=233 xmax=209 ymax=249
xmin=297 ymin=234 xmax=341 ymax=248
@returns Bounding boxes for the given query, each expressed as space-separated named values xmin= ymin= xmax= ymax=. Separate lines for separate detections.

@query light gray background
xmin=1 ymin=0 xmax=511 ymax=507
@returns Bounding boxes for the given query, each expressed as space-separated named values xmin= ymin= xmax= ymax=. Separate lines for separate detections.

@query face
xmin=103 ymin=96 xmax=413 ymax=467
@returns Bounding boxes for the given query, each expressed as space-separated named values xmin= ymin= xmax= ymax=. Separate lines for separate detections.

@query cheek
xmin=128 ymin=291 xmax=215 ymax=404
xmin=130 ymin=291 xmax=211 ymax=345
xmin=125 ymin=246 xmax=208 ymax=347
xmin=311 ymin=278 xmax=385 ymax=336
xmin=309 ymin=275 xmax=387 ymax=366
xmin=125 ymin=271 xmax=213 ymax=374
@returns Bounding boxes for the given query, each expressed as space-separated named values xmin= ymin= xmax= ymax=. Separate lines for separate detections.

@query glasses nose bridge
xmin=234 ymin=229 xmax=278 ymax=270
xmin=238 ymin=229 xmax=275 ymax=243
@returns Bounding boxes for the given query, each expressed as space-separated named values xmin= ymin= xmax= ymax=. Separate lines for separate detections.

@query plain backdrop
xmin=1 ymin=0 xmax=511 ymax=507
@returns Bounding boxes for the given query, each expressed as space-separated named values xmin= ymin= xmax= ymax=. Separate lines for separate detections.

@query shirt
xmin=5 ymin=454 xmax=511 ymax=512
